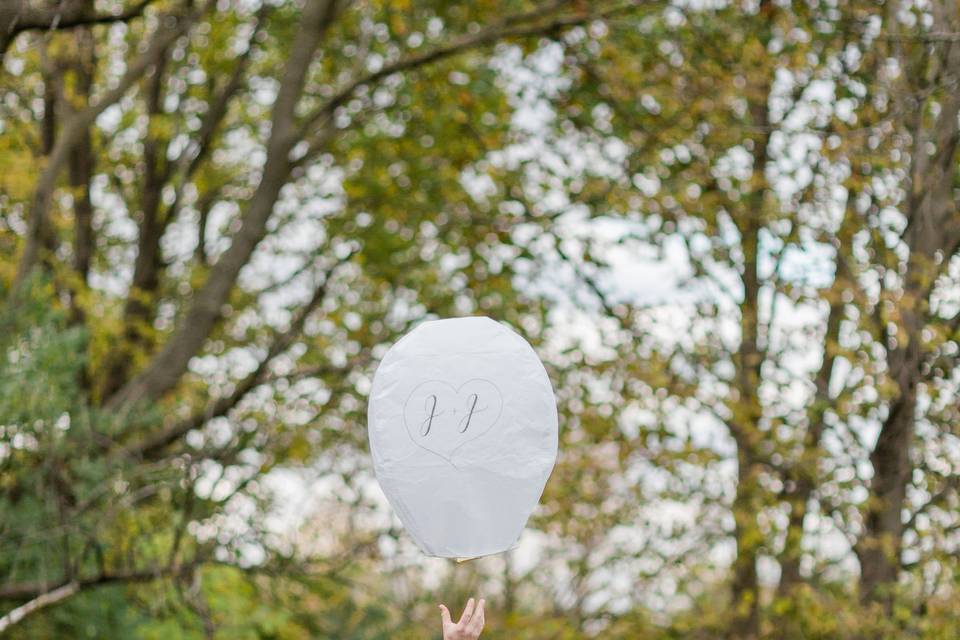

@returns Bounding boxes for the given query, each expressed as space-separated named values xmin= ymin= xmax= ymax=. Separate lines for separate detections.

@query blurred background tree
xmin=1 ymin=0 xmax=958 ymax=639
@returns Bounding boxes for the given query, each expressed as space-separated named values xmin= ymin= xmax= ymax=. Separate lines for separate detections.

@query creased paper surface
xmin=368 ymin=316 xmax=558 ymax=558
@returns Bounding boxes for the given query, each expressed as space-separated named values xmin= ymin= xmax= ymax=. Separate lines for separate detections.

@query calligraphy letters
xmin=403 ymin=379 xmax=504 ymax=461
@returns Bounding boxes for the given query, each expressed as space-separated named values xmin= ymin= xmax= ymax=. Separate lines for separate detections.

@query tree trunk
xmin=731 ymin=454 xmax=762 ymax=637
xmin=778 ymin=276 xmax=844 ymax=594
xmin=857 ymin=33 xmax=960 ymax=608
xmin=728 ymin=205 xmax=765 ymax=638
xmin=99 ymin=51 xmax=171 ymax=399
xmin=104 ymin=0 xmax=341 ymax=410
xmin=857 ymin=261 xmax=926 ymax=607
xmin=13 ymin=7 xmax=199 ymax=289
xmin=858 ymin=255 xmax=927 ymax=608
xmin=67 ymin=30 xmax=96 ymax=296
xmin=727 ymin=12 xmax=773 ymax=620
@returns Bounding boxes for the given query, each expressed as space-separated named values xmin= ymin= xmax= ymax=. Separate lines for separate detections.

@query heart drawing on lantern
xmin=402 ymin=378 xmax=504 ymax=463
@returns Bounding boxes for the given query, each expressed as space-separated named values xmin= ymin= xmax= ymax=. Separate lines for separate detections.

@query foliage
xmin=1 ymin=0 xmax=959 ymax=638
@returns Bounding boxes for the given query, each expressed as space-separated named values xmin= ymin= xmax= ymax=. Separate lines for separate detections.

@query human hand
xmin=439 ymin=597 xmax=485 ymax=639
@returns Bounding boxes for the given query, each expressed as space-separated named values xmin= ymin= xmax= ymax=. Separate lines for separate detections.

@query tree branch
xmin=1 ymin=0 xmax=156 ymax=58
xmin=105 ymin=1 xmax=634 ymax=410
xmin=0 ymin=562 xmax=198 ymax=632
xmin=104 ymin=0 xmax=343 ymax=411
xmin=123 ymin=252 xmax=353 ymax=460
xmin=0 ymin=581 xmax=78 ymax=632
xmin=12 ymin=1 xmax=206 ymax=290
xmin=300 ymin=1 xmax=636 ymax=138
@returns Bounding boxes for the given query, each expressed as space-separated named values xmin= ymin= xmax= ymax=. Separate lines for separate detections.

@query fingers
xmin=439 ymin=604 xmax=452 ymax=627
xmin=458 ymin=597 xmax=476 ymax=625
xmin=466 ymin=598 xmax=485 ymax=635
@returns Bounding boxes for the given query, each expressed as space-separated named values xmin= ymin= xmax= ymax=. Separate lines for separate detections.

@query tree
xmin=840 ymin=1 xmax=960 ymax=611
xmin=0 ymin=0 xmax=156 ymax=57
xmin=3 ymin=0 xmax=959 ymax=637
xmin=495 ymin=0 xmax=960 ymax=636
xmin=1 ymin=0 xmax=626 ymax=632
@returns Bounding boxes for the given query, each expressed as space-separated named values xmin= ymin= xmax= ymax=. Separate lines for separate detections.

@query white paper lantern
xmin=368 ymin=316 xmax=558 ymax=558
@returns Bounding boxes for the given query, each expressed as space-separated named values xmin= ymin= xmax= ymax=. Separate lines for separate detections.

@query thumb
xmin=439 ymin=604 xmax=452 ymax=626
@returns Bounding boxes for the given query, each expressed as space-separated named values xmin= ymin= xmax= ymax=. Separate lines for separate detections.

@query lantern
xmin=368 ymin=317 xmax=558 ymax=558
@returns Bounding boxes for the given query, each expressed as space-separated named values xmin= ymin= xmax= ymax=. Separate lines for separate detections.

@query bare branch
xmin=0 ymin=581 xmax=78 ymax=632
xmin=0 ymin=561 xmax=199 ymax=631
